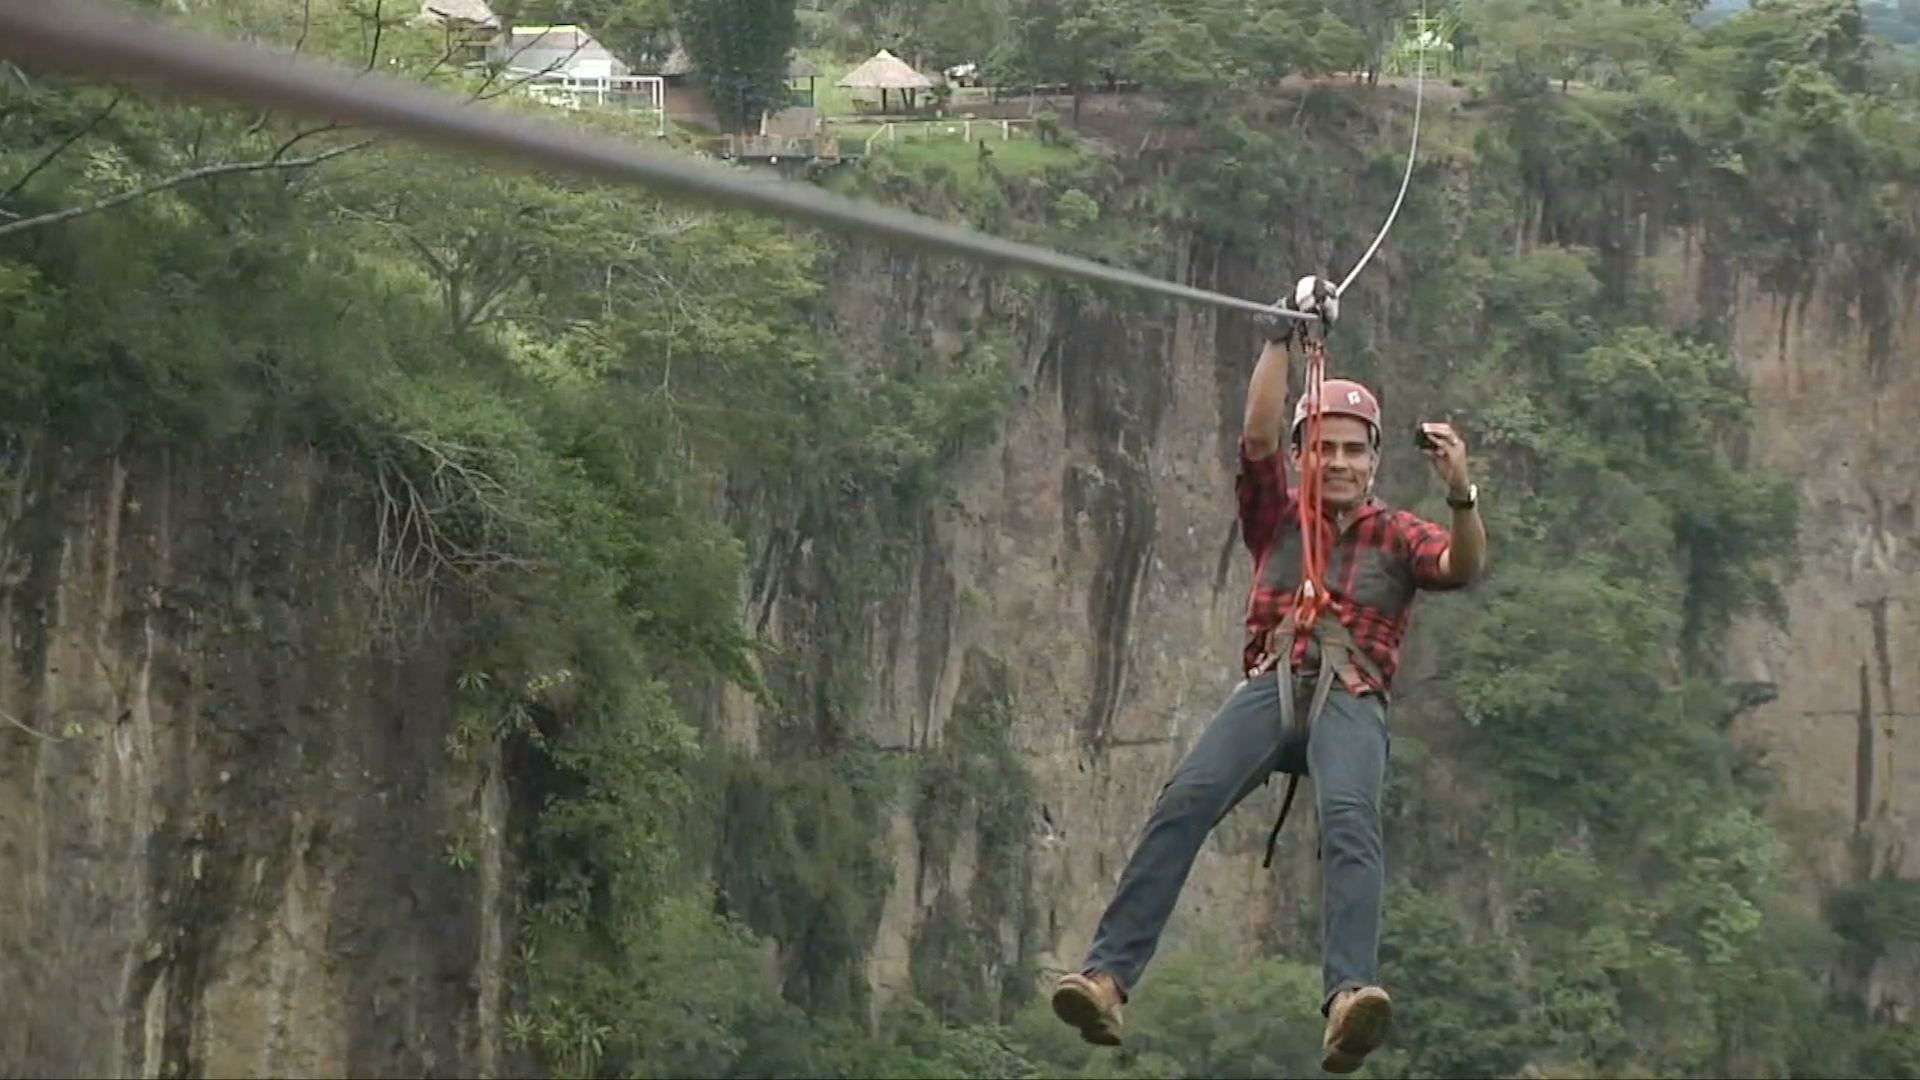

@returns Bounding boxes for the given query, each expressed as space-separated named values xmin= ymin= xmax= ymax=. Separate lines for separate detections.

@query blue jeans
xmin=1082 ymin=671 xmax=1390 ymax=1012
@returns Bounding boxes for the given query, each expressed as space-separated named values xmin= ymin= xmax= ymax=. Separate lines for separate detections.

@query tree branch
xmin=1 ymin=91 xmax=123 ymax=203
xmin=0 ymin=703 xmax=62 ymax=742
xmin=0 ymin=138 xmax=375 ymax=239
xmin=364 ymin=0 xmax=387 ymax=74
xmin=471 ymin=33 xmax=585 ymax=102
xmin=243 ymin=22 xmax=556 ymax=170
xmin=418 ymin=35 xmax=463 ymax=83
xmin=272 ymin=121 xmax=345 ymax=160
xmin=295 ymin=0 xmax=315 ymax=55
xmin=390 ymin=223 xmax=453 ymax=277
xmin=461 ymin=252 xmax=531 ymax=333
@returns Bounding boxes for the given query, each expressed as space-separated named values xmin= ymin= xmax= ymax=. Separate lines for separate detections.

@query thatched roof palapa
xmin=836 ymin=49 xmax=934 ymax=91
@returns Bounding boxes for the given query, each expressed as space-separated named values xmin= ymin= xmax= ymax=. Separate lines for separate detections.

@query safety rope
xmin=1291 ymin=335 xmax=1333 ymax=639
xmin=0 ymin=0 xmax=1318 ymax=324
xmin=1335 ymin=2 xmax=1428 ymax=301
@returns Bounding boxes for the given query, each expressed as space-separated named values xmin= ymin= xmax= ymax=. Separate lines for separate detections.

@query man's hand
xmin=1255 ymin=275 xmax=1338 ymax=343
xmin=1422 ymin=421 xmax=1486 ymax=584
xmin=1253 ymin=306 xmax=1295 ymax=343
xmin=1417 ymin=422 xmax=1471 ymax=497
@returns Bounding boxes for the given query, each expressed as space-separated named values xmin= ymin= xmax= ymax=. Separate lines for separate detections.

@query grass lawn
xmin=805 ymin=53 xmax=861 ymax=117
xmin=869 ymin=136 xmax=1076 ymax=178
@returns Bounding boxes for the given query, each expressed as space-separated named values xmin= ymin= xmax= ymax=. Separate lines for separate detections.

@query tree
xmin=674 ymin=0 xmax=802 ymax=133
xmin=991 ymin=0 xmax=1137 ymax=120
xmin=833 ymin=0 xmax=1012 ymax=63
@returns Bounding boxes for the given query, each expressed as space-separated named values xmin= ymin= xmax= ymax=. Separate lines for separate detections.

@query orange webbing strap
xmin=1294 ymin=336 xmax=1332 ymax=639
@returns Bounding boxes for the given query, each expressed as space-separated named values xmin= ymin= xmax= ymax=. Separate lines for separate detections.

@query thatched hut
xmin=836 ymin=49 xmax=934 ymax=113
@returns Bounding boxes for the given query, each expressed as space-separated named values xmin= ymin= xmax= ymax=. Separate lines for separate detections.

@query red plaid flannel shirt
xmin=1235 ymin=436 xmax=1461 ymax=693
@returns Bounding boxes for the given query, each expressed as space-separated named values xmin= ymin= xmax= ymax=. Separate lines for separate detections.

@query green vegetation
xmin=677 ymin=0 xmax=804 ymax=131
xmin=909 ymin=649 xmax=1038 ymax=1025
xmin=6 ymin=0 xmax=1920 ymax=1077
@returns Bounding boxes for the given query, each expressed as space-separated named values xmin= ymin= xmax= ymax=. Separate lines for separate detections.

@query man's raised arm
xmin=1242 ymin=337 xmax=1291 ymax=461
xmin=1236 ymin=317 xmax=1297 ymax=561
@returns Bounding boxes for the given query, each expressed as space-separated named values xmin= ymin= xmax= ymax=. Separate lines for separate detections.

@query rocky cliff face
xmin=0 ymin=441 xmax=510 ymax=1078
xmin=1706 ymin=251 xmax=1920 ymax=1014
xmin=813 ymin=244 xmax=1299 ymax=1017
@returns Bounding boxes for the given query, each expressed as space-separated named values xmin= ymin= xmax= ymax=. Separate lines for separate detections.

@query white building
xmin=495 ymin=24 xmax=629 ymax=80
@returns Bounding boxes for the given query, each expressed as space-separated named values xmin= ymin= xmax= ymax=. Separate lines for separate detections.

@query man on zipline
xmin=1050 ymin=288 xmax=1488 ymax=1074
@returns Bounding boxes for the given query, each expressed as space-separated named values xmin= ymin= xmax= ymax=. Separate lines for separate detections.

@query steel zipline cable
xmin=0 ymin=0 xmax=1423 ymax=322
xmin=1336 ymin=1 xmax=1426 ymax=299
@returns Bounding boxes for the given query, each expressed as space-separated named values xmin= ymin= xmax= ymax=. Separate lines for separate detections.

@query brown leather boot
xmin=1051 ymin=969 xmax=1124 ymax=1046
xmin=1321 ymin=985 xmax=1392 ymax=1073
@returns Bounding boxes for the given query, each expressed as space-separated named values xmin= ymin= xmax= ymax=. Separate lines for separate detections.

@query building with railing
xmin=415 ymin=4 xmax=829 ymax=159
xmin=494 ymin=24 xmax=626 ymax=80
xmin=510 ymin=71 xmax=667 ymax=133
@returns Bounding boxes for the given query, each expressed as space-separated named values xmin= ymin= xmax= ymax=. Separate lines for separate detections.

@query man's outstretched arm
xmin=1237 ymin=336 xmax=1294 ymax=559
xmin=1417 ymin=422 xmax=1487 ymax=586
xmin=1439 ymin=497 xmax=1487 ymax=584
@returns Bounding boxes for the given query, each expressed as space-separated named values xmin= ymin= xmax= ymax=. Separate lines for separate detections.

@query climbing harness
xmin=1261 ymin=614 xmax=1385 ymax=869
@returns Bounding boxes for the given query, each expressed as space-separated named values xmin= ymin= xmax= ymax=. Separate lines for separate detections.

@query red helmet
xmin=1292 ymin=378 xmax=1381 ymax=443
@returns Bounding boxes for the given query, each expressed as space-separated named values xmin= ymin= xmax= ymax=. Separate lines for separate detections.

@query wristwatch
xmin=1446 ymin=483 xmax=1478 ymax=511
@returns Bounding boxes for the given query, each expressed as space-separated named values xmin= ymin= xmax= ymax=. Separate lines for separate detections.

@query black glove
xmin=1256 ymin=275 xmax=1338 ymax=343
xmin=1254 ymin=303 xmax=1297 ymax=342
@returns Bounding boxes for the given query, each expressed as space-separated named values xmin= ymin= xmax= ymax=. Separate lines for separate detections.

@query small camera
xmin=1412 ymin=423 xmax=1439 ymax=451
